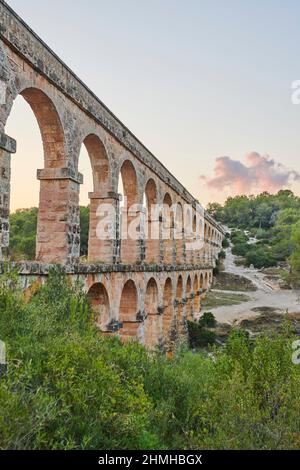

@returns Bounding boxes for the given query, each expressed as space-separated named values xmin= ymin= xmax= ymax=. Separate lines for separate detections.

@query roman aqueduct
xmin=0 ymin=1 xmax=224 ymax=350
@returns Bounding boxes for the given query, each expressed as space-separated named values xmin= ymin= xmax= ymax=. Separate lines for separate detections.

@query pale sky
xmin=5 ymin=0 xmax=300 ymax=210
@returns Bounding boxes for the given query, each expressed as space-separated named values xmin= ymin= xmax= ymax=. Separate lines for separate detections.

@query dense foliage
xmin=9 ymin=208 xmax=38 ymax=260
xmin=207 ymin=190 xmax=300 ymax=279
xmin=1 ymin=270 xmax=300 ymax=450
xmin=9 ymin=207 xmax=90 ymax=260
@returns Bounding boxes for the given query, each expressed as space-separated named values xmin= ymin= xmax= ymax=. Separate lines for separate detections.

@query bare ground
xmin=198 ymin=245 xmax=300 ymax=326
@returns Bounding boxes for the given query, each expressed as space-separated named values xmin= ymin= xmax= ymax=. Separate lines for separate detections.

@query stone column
xmin=0 ymin=132 xmax=16 ymax=260
xmin=36 ymin=168 xmax=82 ymax=264
xmin=144 ymin=310 xmax=163 ymax=349
xmin=185 ymin=295 xmax=193 ymax=321
xmin=88 ymin=191 xmax=119 ymax=264
xmin=186 ymin=231 xmax=197 ymax=265
xmin=162 ymin=218 xmax=174 ymax=265
xmin=175 ymin=229 xmax=184 ymax=265
xmin=194 ymin=290 xmax=202 ymax=316
xmin=120 ymin=205 xmax=144 ymax=264
xmin=175 ymin=300 xmax=187 ymax=344
xmin=145 ymin=216 xmax=161 ymax=264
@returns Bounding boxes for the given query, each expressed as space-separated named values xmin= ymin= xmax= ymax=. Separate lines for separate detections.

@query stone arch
xmin=204 ymin=272 xmax=209 ymax=289
xmin=184 ymin=207 xmax=193 ymax=263
xmin=193 ymin=213 xmax=200 ymax=263
xmin=144 ymin=178 xmax=160 ymax=263
xmin=162 ymin=192 xmax=174 ymax=264
xmin=87 ymin=282 xmax=110 ymax=331
xmin=193 ymin=274 xmax=200 ymax=314
xmin=176 ymin=274 xmax=184 ymax=340
xmin=144 ymin=277 xmax=160 ymax=348
xmin=119 ymin=279 xmax=139 ymax=339
xmin=79 ymin=134 xmax=113 ymax=262
xmin=119 ymin=159 xmax=138 ymax=207
xmin=145 ymin=277 xmax=159 ymax=314
xmin=82 ymin=133 xmax=110 ymax=194
xmin=175 ymin=202 xmax=184 ymax=264
xmin=5 ymin=87 xmax=75 ymax=263
xmin=200 ymin=272 xmax=204 ymax=289
xmin=186 ymin=275 xmax=192 ymax=320
xmin=17 ymin=87 xmax=67 ymax=168
xmin=144 ymin=178 xmax=157 ymax=210
xmin=177 ymin=274 xmax=184 ymax=299
xmin=119 ymin=160 xmax=140 ymax=263
xmin=163 ymin=277 xmax=173 ymax=340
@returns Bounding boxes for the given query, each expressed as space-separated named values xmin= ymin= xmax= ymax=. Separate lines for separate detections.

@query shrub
xmin=0 ymin=270 xmax=155 ymax=450
xmin=222 ymin=238 xmax=230 ymax=248
xmin=2 ymin=270 xmax=300 ymax=450
xmin=187 ymin=320 xmax=216 ymax=349
xmin=245 ymin=248 xmax=276 ymax=269
xmin=232 ymin=243 xmax=249 ymax=257
xmin=199 ymin=312 xmax=217 ymax=328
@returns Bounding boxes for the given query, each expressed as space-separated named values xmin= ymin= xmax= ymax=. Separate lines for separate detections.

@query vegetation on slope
xmin=207 ymin=190 xmax=300 ymax=284
xmin=1 ymin=270 xmax=300 ymax=450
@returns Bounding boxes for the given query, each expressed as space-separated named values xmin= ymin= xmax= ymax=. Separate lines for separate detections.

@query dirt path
xmin=204 ymin=245 xmax=300 ymax=325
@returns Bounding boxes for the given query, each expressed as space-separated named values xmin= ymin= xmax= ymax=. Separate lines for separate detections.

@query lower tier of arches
xmin=18 ymin=265 xmax=214 ymax=350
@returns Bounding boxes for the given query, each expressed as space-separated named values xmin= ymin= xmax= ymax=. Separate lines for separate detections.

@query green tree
xmin=9 ymin=208 xmax=38 ymax=260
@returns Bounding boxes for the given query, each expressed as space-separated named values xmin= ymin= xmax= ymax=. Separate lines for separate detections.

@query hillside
xmin=208 ymin=190 xmax=300 ymax=286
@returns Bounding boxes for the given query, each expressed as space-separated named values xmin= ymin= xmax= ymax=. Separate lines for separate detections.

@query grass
xmin=202 ymin=290 xmax=251 ymax=309
xmin=213 ymin=272 xmax=257 ymax=292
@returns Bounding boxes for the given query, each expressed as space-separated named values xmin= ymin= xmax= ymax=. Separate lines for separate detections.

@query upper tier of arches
xmin=0 ymin=38 xmax=224 ymax=265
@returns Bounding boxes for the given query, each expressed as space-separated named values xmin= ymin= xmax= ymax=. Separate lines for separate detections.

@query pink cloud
xmin=200 ymin=152 xmax=300 ymax=198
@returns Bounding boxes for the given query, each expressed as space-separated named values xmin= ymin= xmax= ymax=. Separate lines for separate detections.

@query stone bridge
xmin=0 ymin=1 xmax=225 ymax=349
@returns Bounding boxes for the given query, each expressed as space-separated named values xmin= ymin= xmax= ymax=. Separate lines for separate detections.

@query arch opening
xmin=145 ymin=277 xmax=159 ymax=315
xmin=79 ymin=134 xmax=111 ymax=261
xmin=119 ymin=280 xmax=139 ymax=340
xmin=186 ymin=275 xmax=192 ymax=320
xmin=163 ymin=277 xmax=173 ymax=338
xmin=193 ymin=275 xmax=200 ymax=314
xmin=162 ymin=193 xmax=174 ymax=264
xmin=118 ymin=160 xmax=140 ymax=263
xmin=88 ymin=282 xmax=110 ymax=331
xmin=144 ymin=179 xmax=159 ymax=263
xmin=175 ymin=274 xmax=184 ymax=340
xmin=5 ymin=88 xmax=68 ymax=263
xmin=144 ymin=277 xmax=160 ymax=348
xmin=175 ymin=202 xmax=184 ymax=264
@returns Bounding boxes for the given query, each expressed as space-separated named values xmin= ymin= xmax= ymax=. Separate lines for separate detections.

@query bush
xmin=199 ymin=312 xmax=217 ymax=328
xmin=9 ymin=208 xmax=38 ymax=260
xmin=187 ymin=320 xmax=216 ymax=349
xmin=2 ymin=271 xmax=300 ymax=450
xmin=232 ymin=243 xmax=249 ymax=257
xmin=231 ymin=231 xmax=248 ymax=245
xmin=222 ymin=238 xmax=230 ymax=248
xmin=245 ymin=248 xmax=276 ymax=269
xmin=0 ymin=270 xmax=155 ymax=450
